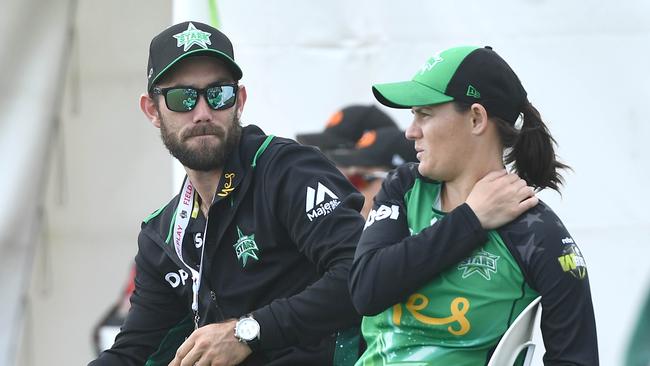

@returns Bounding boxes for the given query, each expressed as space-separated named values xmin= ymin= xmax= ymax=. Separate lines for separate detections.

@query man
xmin=90 ymin=22 xmax=537 ymax=366
xmin=90 ymin=21 xmax=366 ymax=366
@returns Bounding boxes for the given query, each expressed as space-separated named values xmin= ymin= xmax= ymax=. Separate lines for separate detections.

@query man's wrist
xmin=234 ymin=314 xmax=261 ymax=352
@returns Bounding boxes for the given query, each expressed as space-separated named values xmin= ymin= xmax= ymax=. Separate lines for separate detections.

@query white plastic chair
xmin=487 ymin=296 xmax=542 ymax=366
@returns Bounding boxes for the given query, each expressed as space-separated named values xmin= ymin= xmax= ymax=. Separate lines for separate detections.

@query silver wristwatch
xmin=234 ymin=314 xmax=260 ymax=345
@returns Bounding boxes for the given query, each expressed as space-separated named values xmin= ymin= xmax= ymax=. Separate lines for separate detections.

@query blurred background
xmin=1 ymin=0 xmax=649 ymax=365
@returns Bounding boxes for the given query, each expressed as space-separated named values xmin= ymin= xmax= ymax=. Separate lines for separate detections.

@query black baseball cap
xmin=296 ymin=105 xmax=397 ymax=150
xmin=373 ymin=46 xmax=527 ymax=123
xmin=146 ymin=21 xmax=243 ymax=92
xmin=326 ymin=127 xmax=417 ymax=169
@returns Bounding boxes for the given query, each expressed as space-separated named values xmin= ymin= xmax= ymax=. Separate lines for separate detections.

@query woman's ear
xmin=469 ymin=103 xmax=489 ymax=136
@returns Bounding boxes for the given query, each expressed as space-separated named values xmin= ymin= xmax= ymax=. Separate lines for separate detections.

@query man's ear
xmin=469 ymin=103 xmax=490 ymax=136
xmin=235 ymin=84 xmax=247 ymax=120
xmin=140 ymin=93 xmax=161 ymax=128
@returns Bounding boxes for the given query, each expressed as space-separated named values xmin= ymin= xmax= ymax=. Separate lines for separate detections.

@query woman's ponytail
xmin=501 ymin=100 xmax=570 ymax=192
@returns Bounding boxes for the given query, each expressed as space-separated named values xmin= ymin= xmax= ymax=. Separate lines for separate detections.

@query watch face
xmin=236 ymin=318 xmax=260 ymax=341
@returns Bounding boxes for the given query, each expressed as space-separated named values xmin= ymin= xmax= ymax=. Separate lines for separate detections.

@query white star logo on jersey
xmin=458 ymin=249 xmax=500 ymax=280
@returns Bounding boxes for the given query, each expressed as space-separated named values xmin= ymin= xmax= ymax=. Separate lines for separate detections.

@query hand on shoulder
xmin=466 ymin=170 xmax=538 ymax=229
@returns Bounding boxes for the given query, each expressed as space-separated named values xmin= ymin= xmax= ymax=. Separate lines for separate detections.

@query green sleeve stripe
xmin=251 ymin=135 xmax=274 ymax=168
xmin=333 ymin=327 xmax=361 ymax=366
xmin=144 ymin=314 xmax=194 ymax=366
xmin=165 ymin=204 xmax=179 ymax=244
xmin=143 ymin=204 xmax=167 ymax=224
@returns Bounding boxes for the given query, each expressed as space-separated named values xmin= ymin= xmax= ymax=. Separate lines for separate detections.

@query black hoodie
xmin=90 ymin=125 xmax=365 ymax=366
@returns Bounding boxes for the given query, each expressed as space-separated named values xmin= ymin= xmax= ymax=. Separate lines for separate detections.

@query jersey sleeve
xmin=348 ymin=165 xmax=488 ymax=315
xmin=250 ymin=143 xmax=365 ymax=350
xmin=498 ymin=203 xmax=599 ymax=365
xmin=88 ymin=231 xmax=188 ymax=366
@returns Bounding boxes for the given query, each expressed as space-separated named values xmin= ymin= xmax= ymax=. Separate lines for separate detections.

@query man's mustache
xmin=182 ymin=124 xmax=226 ymax=140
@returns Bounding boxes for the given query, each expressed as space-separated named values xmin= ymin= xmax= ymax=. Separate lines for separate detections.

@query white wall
xmin=22 ymin=1 xmax=650 ymax=365
xmin=217 ymin=2 xmax=650 ymax=363
xmin=22 ymin=1 xmax=172 ymax=365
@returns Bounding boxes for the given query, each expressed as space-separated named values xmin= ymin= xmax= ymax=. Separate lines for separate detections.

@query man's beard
xmin=160 ymin=114 xmax=242 ymax=171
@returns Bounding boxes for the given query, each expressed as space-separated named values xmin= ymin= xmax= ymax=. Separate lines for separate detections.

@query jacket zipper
xmin=210 ymin=290 xmax=226 ymax=321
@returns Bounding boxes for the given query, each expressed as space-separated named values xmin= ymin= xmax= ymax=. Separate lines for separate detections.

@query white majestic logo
xmin=305 ymin=182 xmax=340 ymax=221
xmin=418 ymin=53 xmax=444 ymax=75
xmin=173 ymin=22 xmax=212 ymax=52
xmin=365 ymin=204 xmax=400 ymax=229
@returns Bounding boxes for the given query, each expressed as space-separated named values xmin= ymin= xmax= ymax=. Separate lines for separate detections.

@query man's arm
xmin=249 ymin=143 xmax=365 ymax=350
xmin=89 ymin=232 xmax=187 ymax=366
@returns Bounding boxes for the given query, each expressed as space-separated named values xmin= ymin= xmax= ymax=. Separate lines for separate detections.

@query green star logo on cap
xmin=418 ymin=53 xmax=444 ymax=75
xmin=233 ymin=227 xmax=259 ymax=268
xmin=173 ymin=22 xmax=212 ymax=52
xmin=457 ymin=249 xmax=500 ymax=280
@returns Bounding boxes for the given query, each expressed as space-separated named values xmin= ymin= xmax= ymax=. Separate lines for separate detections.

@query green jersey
xmin=349 ymin=164 xmax=598 ymax=365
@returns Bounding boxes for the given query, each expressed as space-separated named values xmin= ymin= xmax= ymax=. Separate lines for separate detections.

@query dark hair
xmin=454 ymin=100 xmax=570 ymax=192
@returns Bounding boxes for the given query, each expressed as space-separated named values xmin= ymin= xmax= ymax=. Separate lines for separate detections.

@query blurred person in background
xmin=90 ymin=21 xmax=367 ymax=366
xmin=349 ymin=45 xmax=599 ymax=365
xmin=297 ymin=105 xmax=416 ymax=218
xmin=296 ymin=104 xmax=398 ymax=151
xmin=91 ymin=265 xmax=136 ymax=355
xmin=325 ymin=127 xmax=417 ymax=218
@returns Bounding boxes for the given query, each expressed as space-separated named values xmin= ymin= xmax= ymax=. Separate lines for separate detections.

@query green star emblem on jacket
xmin=233 ymin=227 xmax=259 ymax=267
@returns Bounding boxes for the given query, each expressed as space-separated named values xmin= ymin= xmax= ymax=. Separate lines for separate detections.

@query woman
xmin=349 ymin=46 xmax=598 ymax=365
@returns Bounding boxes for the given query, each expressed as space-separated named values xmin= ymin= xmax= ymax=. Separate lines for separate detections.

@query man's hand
xmin=465 ymin=170 xmax=538 ymax=229
xmin=168 ymin=319 xmax=252 ymax=366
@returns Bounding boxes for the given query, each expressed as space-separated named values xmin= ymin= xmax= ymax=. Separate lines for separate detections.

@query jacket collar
xmin=147 ymin=125 xmax=273 ymax=272
xmin=211 ymin=124 xmax=268 ymax=205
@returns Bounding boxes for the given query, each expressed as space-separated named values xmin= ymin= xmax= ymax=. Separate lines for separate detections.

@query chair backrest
xmin=487 ymin=296 xmax=542 ymax=366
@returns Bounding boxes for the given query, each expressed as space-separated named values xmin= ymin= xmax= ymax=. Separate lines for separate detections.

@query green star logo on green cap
xmin=173 ymin=22 xmax=212 ymax=52
xmin=417 ymin=53 xmax=444 ymax=75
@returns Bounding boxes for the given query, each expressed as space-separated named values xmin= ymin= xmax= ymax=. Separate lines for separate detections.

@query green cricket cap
xmin=373 ymin=46 xmax=527 ymax=123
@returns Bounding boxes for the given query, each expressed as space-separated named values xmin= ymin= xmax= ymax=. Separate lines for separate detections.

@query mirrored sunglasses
xmin=152 ymin=83 xmax=238 ymax=112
